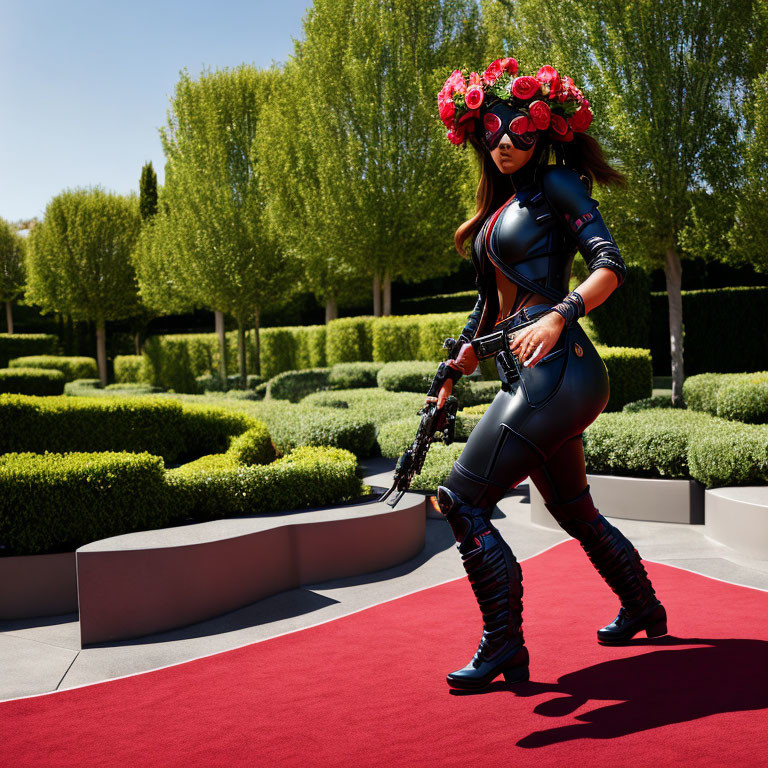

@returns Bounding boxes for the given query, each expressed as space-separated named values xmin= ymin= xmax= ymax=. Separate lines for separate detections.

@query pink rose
xmin=465 ymin=84 xmax=484 ymax=110
xmin=511 ymin=76 xmax=540 ymax=100
xmin=482 ymin=59 xmax=503 ymax=85
xmin=443 ymin=69 xmax=467 ymax=96
xmin=438 ymin=93 xmax=455 ymax=127
xmin=501 ymin=57 xmax=519 ymax=76
xmin=468 ymin=71 xmax=482 ymax=86
xmin=528 ymin=99 xmax=551 ymax=130
xmin=569 ymin=105 xmax=593 ymax=132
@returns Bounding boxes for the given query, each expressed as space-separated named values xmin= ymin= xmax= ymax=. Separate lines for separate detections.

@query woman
xmin=430 ymin=58 xmax=667 ymax=690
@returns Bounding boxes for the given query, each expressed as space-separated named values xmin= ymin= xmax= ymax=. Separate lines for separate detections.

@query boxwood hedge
xmin=267 ymin=368 xmax=330 ymax=402
xmin=0 ymin=367 xmax=66 ymax=395
xmin=683 ymin=372 xmax=768 ymax=423
xmin=8 ymin=356 xmax=98 ymax=382
xmin=0 ymin=333 xmax=59 ymax=368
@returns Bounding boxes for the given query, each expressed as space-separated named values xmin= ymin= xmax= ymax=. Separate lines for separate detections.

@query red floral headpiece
xmin=437 ymin=57 xmax=593 ymax=146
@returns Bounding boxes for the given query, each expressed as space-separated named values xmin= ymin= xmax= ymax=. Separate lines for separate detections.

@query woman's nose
xmin=498 ymin=133 xmax=513 ymax=148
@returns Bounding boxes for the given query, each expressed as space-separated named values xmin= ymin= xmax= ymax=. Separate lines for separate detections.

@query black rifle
xmin=379 ymin=356 xmax=460 ymax=508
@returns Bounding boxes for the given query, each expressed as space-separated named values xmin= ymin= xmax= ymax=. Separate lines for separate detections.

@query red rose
xmin=569 ymin=105 xmax=593 ymax=132
xmin=511 ymin=76 xmax=540 ymax=100
xmin=444 ymin=69 xmax=467 ymax=96
xmin=469 ymin=71 xmax=482 ymax=86
xmin=549 ymin=112 xmax=568 ymax=135
xmin=536 ymin=65 xmax=561 ymax=96
xmin=465 ymin=84 xmax=484 ymax=110
xmin=501 ymin=57 xmax=519 ymax=76
xmin=560 ymin=126 xmax=574 ymax=142
xmin=447 ymin=126 xmax=467 ymax=145
xmin=482 ymin=59 xmax=503 ymax=85
xmin=458 ymin=107 xmax=480 ymax=124
xmin=509 ymin=114 xmax=530 ymax=134
xmin=438 ymin=94 xmax=455 ymax=127
xmin=528 ymin=99 xmax=551 ymax=130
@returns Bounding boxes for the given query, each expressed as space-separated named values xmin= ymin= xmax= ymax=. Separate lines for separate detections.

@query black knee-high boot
xmin=436 ymin=486 xmax=529 ymax=689
xmin=545 ymin=486 xmax=667 ymax=644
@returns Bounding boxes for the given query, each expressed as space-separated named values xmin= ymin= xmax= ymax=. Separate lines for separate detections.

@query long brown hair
xmin=454 ymin=131 xmax=627 ymax=256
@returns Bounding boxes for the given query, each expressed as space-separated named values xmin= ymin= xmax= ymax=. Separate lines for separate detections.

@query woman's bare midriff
xmin=494 ymin=266 xmax=551 ymax=325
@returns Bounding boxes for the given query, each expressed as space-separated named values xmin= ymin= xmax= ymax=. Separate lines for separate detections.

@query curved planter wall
xmin=705 ymin=487 xmax=768 ymax=560
xmin=530 ymin=473 xmax=705 ymax=530
xmin=0 ymin=552 xmax=77 ymax=620
xmin=76 ymin=495 xmax=426 ymax=647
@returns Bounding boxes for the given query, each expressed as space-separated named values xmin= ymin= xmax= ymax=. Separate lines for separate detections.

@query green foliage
xmin=0 ymin=451 xmax=172 ymax=555
xmin=683 ymin=371 xmax=768 ymax=423
xmin=372 ymin=317 xmax=422 ymax=362
xmin=377 ymin=412 xmax=481 ymax=460
xmin=226 ymin=422 xmax=276 ymax=465
xmin=267 ymin=368 xmax=331 ymax=402
xmin=622 ymin=395 xmax=675 ymax=413
xmin=687 ymin=423 xmax=768 ymax=487
xmin=167 ymin=446 xmax=362 ymax=522
xmin=0 ymin=368 xmax=65 ymax=395
xmin=0 ymin=394 xmax=254 ymax=463
xmin=396 ymin=291 xmax=478 ymax=315
xmin=139 ymin=161 xmax=158 ymax=220
xmin=114 ymin=355 xmax=148 ymax=383
xmin=8 ymin=355 xmax=97 ymax=382
xmin=326 ymin=317 xmax=375 ymax=365
xmin=410 ymin=443 xmax=465 ymax=491
xmin=0 ymin=334 xmax=60 ymax=368
xmin=0 ymin=218 xmax=26 ymax=305
xmin=596 ymin=345 xmax=653 ymax=412
xmin=26 ymin=188 xmax=142 ymax=324
xmin=328 ymin=362 xmax=383 ymax=390
xmin=142 ymin=335 xmax=201 ymax=393
xmin=651 ymin=288 xmax=768 ymax=375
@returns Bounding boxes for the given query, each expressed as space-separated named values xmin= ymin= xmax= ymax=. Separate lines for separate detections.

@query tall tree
xmin=26 ymin=188 xmax=142 ymax=385
xmin=259 ymin=0 xmax=484 ymax=318
xmin=139 ymin=161 xmax=159 ymax=221
xmin=0 ymin=218 xmax=27 ymax=334
xmin=158 ymin=65 xmax=296 ymax=378
xmin=484 ymin=0 xmax=768 ymax=403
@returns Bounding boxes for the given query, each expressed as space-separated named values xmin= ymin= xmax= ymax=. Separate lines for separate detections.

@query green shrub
xmin=0 ymin=367 xmax=66 ymax=395
xmin=583 ymin=409 xmax=714 ymax=479
xmin=377 ymin=412 xmax=481 ymax=460
xmin=226 ymin=422 xmax=276 ymax=465
xmin=302 ymin=388 xmax=424 ymax=427
xmin=0 ymin=394 xmax=254 ymax=463
xmin=596 ymin=345 xmax=653 ymax=412
xmin=8 ymin=355 xmax=98 ymax=382
xmin=372 ymin=316 xmax=422 ymax=362
xmin=417 ymin=312 xmax=470 ymax=361
xmin=64 ymin=378 xmax=102 ymax=395
xmin=688 ymin=423 xmax=768 ymax=487
xmin=410 ymin=443 xmax=464 ymax=491
xmin=684 ymin=372 xmax=768 ymax=423
xmin=168 ymin=446 xmax=363 ymax=520
xmin=295 ymin=325 xmax=327 ymax=369
xmin=142 ymin=335 xmax=201 ymax=393
xmin=64 ymin=379 xmax=162 ymax=397
xmin=328 ymin=362 xmax=383 ymax=389
xmin=267 ymin=368 xmax=330 ymax=402
xmin=260 ymin=328 xmax=297 ymax=379
xmin=376 ymin=361 xmax=473 ymax=404
xmin=397 ymin=290 xmax=477 ymax=315
xmin=464 ymin=380 xmax=501 ymax=407
xmin=0 ymin=334 xmax=59 ymax=368
xmin=114 ymin=355 xmax=148 ymax=383
xmin=0 ymin=451 xmax=173 ymax=555
xmin=622 ymin=395 xmax=675 ymax=413
xmin=326 ymin=317 xmax=375 ymax=365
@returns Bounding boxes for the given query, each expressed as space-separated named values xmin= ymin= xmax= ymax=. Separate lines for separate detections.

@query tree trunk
xmin=236 ymin=318 xmax=247 ymax=388
xmin=215 ymin=310 xmax=228 ymax=383
xmin=96 ymin=318 xmax=108 ymax=387
xmin=373 ymin=275 xmax=382 ymax=317
xmin=5 ymin=301 xmax=13 ymax=334
xmin=665 ymin=247 xmax=685 ymax=406
xmin=253 ymin=308 xmax=261 ymax=377
xmin=134 ymin=331 xmax=141 ymax=356
xmin=382 ymin=271 xmax=392 ymax=316
xmin=325 ymin=298 xmax=338 ymax=323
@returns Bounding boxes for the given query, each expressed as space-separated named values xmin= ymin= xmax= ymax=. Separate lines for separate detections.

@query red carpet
xmin=2 ymin=540 xmax=768 ymax=767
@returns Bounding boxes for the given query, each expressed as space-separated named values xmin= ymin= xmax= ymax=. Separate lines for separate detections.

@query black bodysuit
xmin=444 ymin=160 xmax=627 ymax=511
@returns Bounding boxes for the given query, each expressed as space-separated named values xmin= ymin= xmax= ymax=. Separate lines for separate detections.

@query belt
xmin=471 ymin=304 xmax=553 ymax=361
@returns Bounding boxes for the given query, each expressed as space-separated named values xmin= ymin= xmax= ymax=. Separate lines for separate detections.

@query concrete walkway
xmin=2 ymin=462 xmax=768 ymax=703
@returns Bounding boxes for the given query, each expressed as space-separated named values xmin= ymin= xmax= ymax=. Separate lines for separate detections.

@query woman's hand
xmin=508 ymin=311 xmax=565 ymax=368
xmin=425 ymin=378 xmax=453 ymax=410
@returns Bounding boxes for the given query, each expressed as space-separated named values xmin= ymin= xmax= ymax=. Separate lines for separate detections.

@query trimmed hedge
xmin=8 ymin=355 xmax=98 ymax=382
xmin=597 ymin=345 xmax=653 ymax=412
xmin=0 ymin=367 xmax=66 ymax=395
xmin=622 ymin=395 xmax=675 ymax=413
xmin=0 ymin=333 xmax=59 ymax=368
xmin=267 ymin=368 xmax=330 ymax=402
xmin=328 ymin=362 xmax=383 ymax=390
xmin=302 ymin=388 xmax=425 ymax=427
xmin=114 ymin=355 xmax=147 ymax=383
xmin=326 ymin=317 xmax=375 ymax=365
xmin=397 ymin=290 xmax=477 ymax=315
xmin=377 ymin=412 xmax=481 ymax=459
xmin=168 ymin=446 xmax=362 ymax=521
xmin=651 ymin=287 xmax=768 ymax=375
xmin=683 ymin=372 xmax=768 ymax=423
xmin=64 ymin=379 xmax=163 ymax=397
xmin=226 ymin=423 xmax=276 ymax=466
xmin=0 ymin=394 xmax=254 ymax=463
xmin=687 ymin=423 xmax=768 ymax=487
xmin=0 ymin=451 xmax=172 ymax=556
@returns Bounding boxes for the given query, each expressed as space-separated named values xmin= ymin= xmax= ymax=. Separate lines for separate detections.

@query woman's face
xmin=489 ymin=133 xmax=538 ymax=175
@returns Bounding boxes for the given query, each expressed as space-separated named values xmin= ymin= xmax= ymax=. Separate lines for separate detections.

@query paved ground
xmin=2 ymin=460 xmax=768 ymax=703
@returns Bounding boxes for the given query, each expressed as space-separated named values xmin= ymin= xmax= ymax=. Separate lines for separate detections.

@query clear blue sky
xmin=0 ymin=0 xmax=312 ymax=223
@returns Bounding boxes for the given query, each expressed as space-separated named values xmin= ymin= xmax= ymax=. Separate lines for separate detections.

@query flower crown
xmin=437 ymin=57 xmax=593 ymax=146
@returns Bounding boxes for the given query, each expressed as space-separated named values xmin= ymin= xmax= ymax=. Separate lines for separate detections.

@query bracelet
xmin=550 ymin=290 xmax=586 ymax=327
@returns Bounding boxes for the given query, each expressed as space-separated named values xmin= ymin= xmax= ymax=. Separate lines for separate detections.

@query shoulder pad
xmin=540 ymin=165 xmax=596 ymax=216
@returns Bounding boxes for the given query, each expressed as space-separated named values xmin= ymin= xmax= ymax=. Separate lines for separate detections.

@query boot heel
xmin=645 ymin=605 xmax=668 ymax=638
xmin=503 ymin=665 xmax=530 ymax=684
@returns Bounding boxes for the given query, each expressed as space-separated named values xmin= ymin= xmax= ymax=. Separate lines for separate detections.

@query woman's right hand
xmin=425 ymin=378 xmax=454 ymax=410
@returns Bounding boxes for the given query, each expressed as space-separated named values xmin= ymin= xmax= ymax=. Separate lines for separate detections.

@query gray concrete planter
xmin=0 ymin=552 xmax=77 ymax=620
xmin=705 ymin=487 xmax=768 ymax=560
xmin=76 ymin=494 xmax=426 ymax=647
xmin=530 ymin=473 xmax=705 ymax=530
